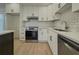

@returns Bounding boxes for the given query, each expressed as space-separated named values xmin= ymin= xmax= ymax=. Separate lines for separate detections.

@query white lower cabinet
xmin=48 ymin=30 xmax=58 ymax=55
xmin=51 ymin=32 xmax=58 ymax=55
xmin=38 ymin=28 xmax=48 ymax=42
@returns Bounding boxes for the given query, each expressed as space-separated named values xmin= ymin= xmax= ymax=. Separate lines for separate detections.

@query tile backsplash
xmin=60 ymin=7 xmax=79 ymax=32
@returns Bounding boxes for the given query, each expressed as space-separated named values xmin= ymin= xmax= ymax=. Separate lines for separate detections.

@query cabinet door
xmin=47 ymin=4 xmax=53 ymax=21
xmin=39 ymin=7 xmax=48 ymax=21
xmin=48 ymin=30 xmax=58 ymax=55
xmin=22 ymin=6 xmax=39 ymax=21
xmin=51 ymin=32 xmax=58 ymax=55
xmin=52 ymin=3 xmax=59 ymax=14
xmin=42 ymin=29 xmax=48 ymax=41
xmin=33 ymin=6 xmax=39 ymax=16
xmin=6 ymin=3 xmax=20 ymax=13
xmin=52 ymin=3 xmax=60 ymax=20
xmin=72 ymin=3 xmax=79 ymax=12
xmin=38 ymin=28 xmax=48 ymax=42
xmin=48 ymin=30 xmax=52 ymax=49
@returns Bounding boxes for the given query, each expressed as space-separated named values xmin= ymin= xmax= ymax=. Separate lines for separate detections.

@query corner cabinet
xmin=5 ymin=3 xmax=20 ymax=13
xmin=72 ymin=3 xmax=79 ymax=12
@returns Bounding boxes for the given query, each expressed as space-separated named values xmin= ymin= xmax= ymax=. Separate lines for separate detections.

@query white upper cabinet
xmin=72 ymin=3 xmax=79 ymax=12
xmin=33 ymin=6 xmax=39 ymax=16
xmin=52 ymin=3 xmax=59 ymax=14
xmin=22 ymin=6 xmax=39 ymax=21
xmin=51 ymin=3 xmax=71 ymax=20
xmin=5 ymin=3 xmax=20 ymax=13
xmin=52 ymin=3 xmax=60 ymax=20
xmin=55 ymin=3 xmax=72 ymax=14
xmin=39 ymin=6 xmax=48 ymax=21
xmin=47 ymin=4 xmax=53 ymax=21
xmin=26 ymin=6 xmax=39 ymax=16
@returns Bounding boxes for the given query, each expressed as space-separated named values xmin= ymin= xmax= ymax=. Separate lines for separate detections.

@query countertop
xmin=0 ymin=30 xmax=14 ymax=35
xmin=48 ymin=28 xmax=79 ymax=44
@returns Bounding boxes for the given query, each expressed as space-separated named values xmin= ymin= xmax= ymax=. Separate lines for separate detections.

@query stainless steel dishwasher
xmin=58 ymin=34 xmax=79 ymax=55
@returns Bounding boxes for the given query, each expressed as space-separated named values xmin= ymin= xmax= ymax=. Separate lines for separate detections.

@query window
xmin=0 ymin=14 xmax=5 ymax=32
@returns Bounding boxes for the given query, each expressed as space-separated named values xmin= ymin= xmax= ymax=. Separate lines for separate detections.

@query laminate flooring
xmin=14 ymin=39 xmax=52 ymax=55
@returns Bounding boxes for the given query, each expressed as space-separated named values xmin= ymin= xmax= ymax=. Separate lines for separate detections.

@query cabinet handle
xmin=11 ymin=9 xmax=14 ymax=12
xmin=50 ymin=36 xmax=52 ymax=41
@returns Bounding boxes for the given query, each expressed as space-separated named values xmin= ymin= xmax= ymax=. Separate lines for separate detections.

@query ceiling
xmin=0 ymin=3 xmax=52 ymax=6
xmin=21 ymin=3 xmax=51 ymax=6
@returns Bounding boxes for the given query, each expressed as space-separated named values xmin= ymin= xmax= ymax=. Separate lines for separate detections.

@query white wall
xmin=0 ymin=4 xmax=5 ymax=13
xmin=6 ymin=14 xmax=20 ymax=39
xmin=60 ymin=7 xmax=79 ymax=32
xmin=53 ymin=7 xmax=79 ymax=32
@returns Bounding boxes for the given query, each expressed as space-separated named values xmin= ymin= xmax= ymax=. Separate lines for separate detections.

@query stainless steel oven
xmin=25 ymin=27 xmax=38 ymax=40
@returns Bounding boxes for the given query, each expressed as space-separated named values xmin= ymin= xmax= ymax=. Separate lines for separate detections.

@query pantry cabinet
xmin=5 ymin=3 xmax=20 ymax=13
xmin=72 ymin=3 xmax=79 ymax=12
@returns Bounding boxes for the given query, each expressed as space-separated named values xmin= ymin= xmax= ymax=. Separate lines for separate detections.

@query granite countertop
xmin=48 ymin=28 xmax=79 ymax=44
xmin=0 ymin=30 xmax=14 ymax=35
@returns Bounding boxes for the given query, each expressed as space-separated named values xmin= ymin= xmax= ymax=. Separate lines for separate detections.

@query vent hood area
xmin=27 ymin=16 xmax=39 ymax=21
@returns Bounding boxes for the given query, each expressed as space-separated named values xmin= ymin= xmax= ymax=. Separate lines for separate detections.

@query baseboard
xmin=38 ymin=40 xmax=48 ymax=43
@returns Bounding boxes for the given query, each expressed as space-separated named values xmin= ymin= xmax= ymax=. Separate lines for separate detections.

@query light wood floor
xmin=14 ymin=39 xmax=52 ymax=55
